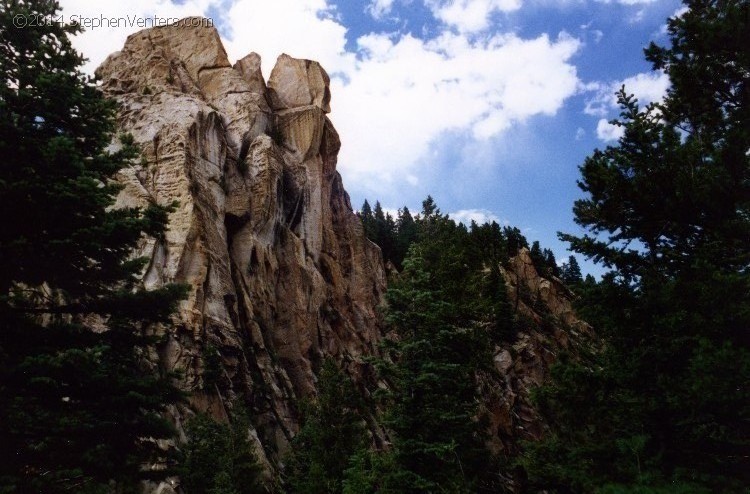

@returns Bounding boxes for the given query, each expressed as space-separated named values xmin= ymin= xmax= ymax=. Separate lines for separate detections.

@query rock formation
xmin=96 ymin=18 xmax=590 ymax=490
xmin=97 ymin=18 xmax=386 ymax=472
xmin=484 ymin=248 xmax=593 ymax=457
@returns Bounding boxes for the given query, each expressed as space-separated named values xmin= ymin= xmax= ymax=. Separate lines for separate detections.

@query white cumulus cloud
xmin=222 ymin=0 xmax=354 ymax=78
xmin=367 ymin=0 xmax=396 ymax=19
xmin=60 ymin=0 xmax=582 ymax=192
xmin=450 ymin=208 xmax=503 ymax=226
xmin=596 ymin=118 xmax=624 ymax=142
xmin=584 ymin=70 xmax=670 ymax=117
xmin=426 ymin=0 xmax=523 ymax=33
xmin=332 ymin=30 xmax=580 ymax=184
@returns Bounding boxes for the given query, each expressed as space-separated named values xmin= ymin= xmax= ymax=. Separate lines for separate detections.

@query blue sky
xmin=61 ymin=0 xmax=685 ymax=276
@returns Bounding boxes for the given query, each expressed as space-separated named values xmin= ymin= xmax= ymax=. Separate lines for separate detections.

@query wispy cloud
xmin=585 ymin=70 xmax=668 ymax=142
xmin=596 ymin=118 xmax=624 ymax=142
xmin=425 ymin=0 xmax=522 ymax=33
xmin=594 ymin=0 xmax=655 ymax=5
xmin=584 ymin=71 xmax=669 ymax=117
xmin=450 ymin=208 xmax=504 ymax=226
xmin=366 ymin=0 xmax=396 ymax=19
xmin=62 ymin=0 xmax=582 ymax=194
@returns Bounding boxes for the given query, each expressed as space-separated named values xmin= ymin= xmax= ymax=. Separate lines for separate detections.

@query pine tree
xmin=420 ymin=195 xmax=438 ymax=217
xmin=371 ymin=201 xmax=496 ymax=493
xmin=0 ymin=1 xmax=187 ymax=491
xmin=394 ymin=206 xmax=418 ymax=269
xmin=560 ymin=255 xmax=583 ymax=286
xmin=360 ymin=200 xmax=401 ymax=267
xmin=179 ymin=408 xmax=264 ymax=494
xmin=378 ymin=251 xmax=490 ymax=493
xmin=347 ymin=199 xmax=521 ymax=490
xmin=373 ymin=201 xmax=397 ymax=265
xmin=542 ymin=248 xmax=560 ymax=278
xmin=342 ymin=448 xmax=399 ymax=494
xmin=285 ymin=359 xmax=366 ymax=494
xmin=525 ymin=1 xmax=750 ymax=491
xmin=360 ymin=200 xmax=376 ymax=240
xmin=503 ymin=226 xmax=528 ymax=256
xmin=471 ymin=221 xmax=507 ymax=265
xmin=529 ymin=241 xmax=545 ymax=272
xmin=482 ymin=264 xmax=516 ymax=343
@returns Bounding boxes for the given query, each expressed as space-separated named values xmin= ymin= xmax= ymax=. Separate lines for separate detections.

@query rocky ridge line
xmin=96 ymin=18 xmax=592 ymax=491
xmin=97 ymin=18 xmax=387 ymax=474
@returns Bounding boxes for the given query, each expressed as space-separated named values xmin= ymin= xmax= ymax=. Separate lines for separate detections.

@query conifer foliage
xmin=179 ymin=409 xmax=264 ymax=494
xmin=524 ymin=1 xmax=750 ymax=491
xmin=0 ymin=1 xmax=187 ymax=491
xmin=559 ymin=255 xmax=582 ymax=286
xmin=286 ymin=359 xmax=367 ymax=494
xmin=350 ymin=198 xmax=518 ymax=493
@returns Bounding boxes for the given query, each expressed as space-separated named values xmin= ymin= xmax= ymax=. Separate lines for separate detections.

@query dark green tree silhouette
xmin=560 ymin=255 xmax=583 ymax=286
xmin=179 ymin=409 xmax=264 ymax=494
xmin=524 ymin=1 xmax=750 ymax=491
xmin=503 ymin=226 xmax=528 ymax=256
xmin=542 ymin=248 xmax=560 ymax=278
xmin=394 ymin=206 xmax=419 ymax=269
xmin=371 ymin=202 xmax=499 ymax=493
xmin=0 ymin=1 xmax=187 ymax=491
xmin=360 ymin=199 xmax=401 ymax=267
xmin=378 ymin=252 xmax=490 ymax=492
xmin=529 ymin=241 xmax=545 ymax=273
xmin=482 ymin=263 xmax=516 ymax=343
xmin=373 ymin=201 xmax=397 ymax=265
xmin=420 ymin=195 xmax=438 ymax=217
xmin=471 ymin=221 xmax=507 ymax=265
xmin=360 ymin=199 xmax=375 ymax=238
xmin=286 ymin=359 xmax=366 ymax=494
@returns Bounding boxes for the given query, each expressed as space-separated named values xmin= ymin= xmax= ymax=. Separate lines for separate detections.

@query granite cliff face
xmin=486 ymin=248 xmax=592 ymax=458
xmin=97 ymin=19 xmax=590 ymax=488
xmin=97 ymin=19 xmax=386 ymax=469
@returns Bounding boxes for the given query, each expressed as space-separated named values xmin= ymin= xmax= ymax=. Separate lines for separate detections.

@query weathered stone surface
xmin=234 ymin=52 xmax=267 ymax=95
xmin=97 ymin=18 xmax=386 ymax=480
xmin=480 ymin=247 xmax=594 ymax=457
xmin=98 ymin=18 xmax=588 ymax=491
xmin=267 ymin=54 xmax=331 ymax=113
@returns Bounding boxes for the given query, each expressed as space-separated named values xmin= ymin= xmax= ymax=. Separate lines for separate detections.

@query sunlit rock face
xmin=97 ymin=18 xmax=386 ymax=471
xmin=97 ymin=18 xmax=590 ymax=490
xmin=483 ymin=247 xmax=594 ymax=458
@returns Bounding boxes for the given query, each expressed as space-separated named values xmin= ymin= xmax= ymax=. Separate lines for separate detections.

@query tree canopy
xmin=286 ymin=359 xmax=367 ymax=494
xmin=524 ymin=1 xmax=750 ymax=491
xmin=0 ymin=1 xmax=187 ymax=491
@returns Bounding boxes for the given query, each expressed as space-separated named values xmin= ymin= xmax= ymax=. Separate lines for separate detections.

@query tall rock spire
xmin=97 ymin=18 xmax=387 ymax=470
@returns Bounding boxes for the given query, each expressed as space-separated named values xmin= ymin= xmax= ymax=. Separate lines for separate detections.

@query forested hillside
xmin=521 ymin=0 xmax=750 ymax=490
xmin=276 ymin=193 xmax=592 ymax=493
xmin=0 ymin=0 xmax=747 ymax=493
xmin=354 ymin=0 xmax=750 ymax=489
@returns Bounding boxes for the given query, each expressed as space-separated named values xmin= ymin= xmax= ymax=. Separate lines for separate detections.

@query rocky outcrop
xmin=96 ymin=18 xmax=386 ymax=470
xmin=97 ymin=18 xmax=590 ymax=490
xmin=482 ymin=248 xmax=593 ymax=457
